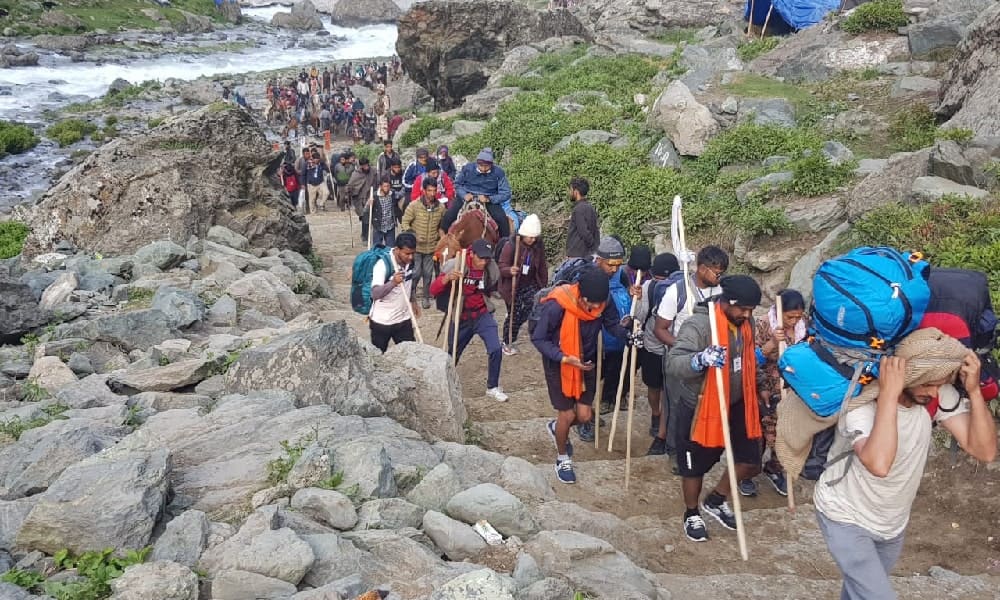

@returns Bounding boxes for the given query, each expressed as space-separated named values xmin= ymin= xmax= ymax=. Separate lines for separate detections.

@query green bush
xmin=0 ymin=120 xmax=39 ymax=155
xmin=147 ymin=117 xmax=165 ymax=128
xmin=841 ymin=0 xmax=908 ymax=34
xmin=737 ymin=37 xmax=780 ymax=62
xmin=692 ymin=123 xmax=823 ymax=181
xmin=783 ymin=151 xmax=857 ymax=196
xmin=0 ymin=221 xmax=29 ymax=259
xmin=46 ymin=119 xmax=97 ymax=147
xmin=398 ymin=115 xmax=458 ymax=147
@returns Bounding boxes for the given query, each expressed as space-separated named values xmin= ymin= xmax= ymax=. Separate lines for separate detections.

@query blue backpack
xmin=778 ymin=339 xmax=878 ymax=417
xmin=350 ymin=247 xmax=393 ymax=315
xmin=811 ymin=247 xmax=931 ymax=351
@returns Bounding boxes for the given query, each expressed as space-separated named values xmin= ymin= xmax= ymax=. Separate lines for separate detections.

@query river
xmin=0 ymin=7 xmax=398 ymax=209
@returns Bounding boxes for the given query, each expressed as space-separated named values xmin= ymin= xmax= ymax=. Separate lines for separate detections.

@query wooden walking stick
xmin=760 ymin=4 xmax=774 ymax=40
xmin=594 ymin=335 xmax=604 ymax=450
xmin=440 ymin=249 xmax=459 ymax=351
xmin=508 ymin=236 xmax=521 ymax=346
xmin=708 ymin=300 xmax=749 ymax=561
xmin=434 ymin=248 xmax=450 ymax=341
xmin=624 ymin=319 xmax=641 ymax=489
xmin=776 ymin=295 xmax=795 ymax=512
xmin=367 ymin=186 xmax=374 ymax=250
xmin=399 ymin=274 xmax=424 ymax=344
xmin=747 ymin=0 xmax=756 ymax=37
xmin=607 ymin=270 xmax=643 ymax=453
xmin=450 ymin=250 xmax=467 ymax=367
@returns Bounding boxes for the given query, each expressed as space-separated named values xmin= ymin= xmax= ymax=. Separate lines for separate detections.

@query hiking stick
xmin=748 ymin=0 xmax=756 ymax=37
xmin=607 ymin=270 xmax=643 ymax=453
xmin=624 ymin=319 xmax=641 ymax=488
xmin=776 ymin=295 xmax=794 ymax=512
xmin=450 ymin=250 xmax=467 ymax=366
xmin=594 ymin=335 xmax=604 ymax=450
xmin=440 ymin=255 xmax=458 ymax=351
xmin=508 ymin=236 xmax=521 ymax=346
xmin=708 ymin=300 xmax=749 ymax=561
xmin=400 ymin=274 xmax=424 ymax=344
xmin=760 ymin=5 xmax=774 ymax=40
xmin=367 ymin=186 xmax=374 ymax=250
xmin=348 ymin=205 xmax=355 ymax=249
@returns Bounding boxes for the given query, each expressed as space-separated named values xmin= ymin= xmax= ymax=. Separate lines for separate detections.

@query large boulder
xmin=570 ymin=0 xmax=744 ymax=34
xmin=271 ymin=0 xmax=325 ymax=30
xmin=937 ymin=3 xmax=1000 ymax=136
xmin=907 ymin=0 xmax=993 ymax=58
xmin=647 ymin=80 xmax=719 ymax=156
xmin=109 ymin=561 xmax=199 ymax=600
xmin=19 ymin=104 xmax=311 ymax=259
xmin=0 ymin=276 xmax=51 ymax=344
xmin=16 ymin=447 xmax=170 ymax=554
xmin=53 ymin=309 xmax=179 ymax=352
xmin=397 ymin=0 xmax=593 ymax=109
xmin=383 ymin=342 xmax=467 ymax=443
xmin=330 ymin=0 xmax=402 ymax=25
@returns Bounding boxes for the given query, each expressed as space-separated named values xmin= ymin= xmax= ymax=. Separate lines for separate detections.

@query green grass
xmin=0 ymin=221 xmax=29 ymax=259
xmin=840 ymin=0 xmax=908 ymax=34
xmin=147 ymin=117 xmax=165 ymax=129
xmin=46 ymin=119 xmax=97 ymax=147
xmin=0 ymin=0 xmax=226 ymax=35
xmin=737 ymin=37 xmax=780 ymax=62
xmin=398 ymin=115 xmax=459 ymax=148
xmin=125 ymin=287 xmax=154 ymax=309
xmin=64 ymin=81 xmax=162 ymax=114
xmin=0 ymin=121 xmax=39 ymax=155
xmin=652 ymin=27 xmax=699 ymax=45
xmin=0 ymin=404 xmax=68 ymax=441
xmin=886 ymin=104 xmax=976 ymax=152
xmin=266 ymin=435 xmax=314 ymax=485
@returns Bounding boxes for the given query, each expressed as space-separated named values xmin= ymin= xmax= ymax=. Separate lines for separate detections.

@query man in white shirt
xmin=652 ymin=245 xmax=728 ymax=455
xmin=368 ymin=232 xmax=420 ymax=352
xmin=814 ymin=336 xmax=997 ymax=600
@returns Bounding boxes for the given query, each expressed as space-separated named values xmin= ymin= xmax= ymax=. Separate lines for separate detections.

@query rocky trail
xmin=306 ymin=206 xmax=1000 ymax=596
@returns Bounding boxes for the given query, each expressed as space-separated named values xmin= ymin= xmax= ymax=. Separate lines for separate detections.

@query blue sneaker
xmin=555 ymin=458 xmax=576 ymax=484
xmin=576 ymin=421 xmax=595 ymax=443
xmin=738 ymin=478 xmax=759 ymax=497
xmin=546 ymin=419 xmax=573 ymax=457
xmin=765 ymin=470 xmax=788 ymax=497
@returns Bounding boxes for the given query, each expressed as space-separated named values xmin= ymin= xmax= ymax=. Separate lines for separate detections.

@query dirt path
xmin=305 ymin=208 xmax=1000 ymax=585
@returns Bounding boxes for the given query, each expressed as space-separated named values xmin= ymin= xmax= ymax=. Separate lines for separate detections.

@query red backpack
xmin=283 ymin=173 xmax=300 ymax=193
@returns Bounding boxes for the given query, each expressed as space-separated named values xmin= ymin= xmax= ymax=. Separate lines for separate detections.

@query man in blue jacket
xmin=455 ymin=148 xmax=516 ymax=238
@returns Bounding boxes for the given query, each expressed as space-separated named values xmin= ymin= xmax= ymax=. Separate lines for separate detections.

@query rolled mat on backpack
xmin=776 ymin=327 xmax=969 ymax=481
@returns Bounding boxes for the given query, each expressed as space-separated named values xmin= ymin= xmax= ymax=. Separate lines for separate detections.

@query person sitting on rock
xmin=532 ymin=269 xmax=630 ymax=484
xmin=455 ymin=148 xmax=516 ymax=238
xmin=430 ymin=239 xmax=507 ymax=403
xmin=368 ymin=233 xmax=420 ymax=353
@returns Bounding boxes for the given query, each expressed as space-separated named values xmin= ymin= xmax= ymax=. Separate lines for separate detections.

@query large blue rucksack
xmin=778 ymin=339 xmax=877 ymax=417
xmin=811 ymin=246 xmax=931 ymax=351
xmin=350 ymin=247 xmax=393 ymax=315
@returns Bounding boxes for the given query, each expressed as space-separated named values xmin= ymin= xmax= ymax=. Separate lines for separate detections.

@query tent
xmin=744 ymin=0 xmax=841 ymax=32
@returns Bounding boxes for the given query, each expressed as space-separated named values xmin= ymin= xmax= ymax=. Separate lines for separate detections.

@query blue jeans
xmin=817 ymin=511 xmax=905 ymax=600
xmin=371 ymin=227 xmax=396 ymax=248
xmin=448 ymin=312 xmax=502 ymax=389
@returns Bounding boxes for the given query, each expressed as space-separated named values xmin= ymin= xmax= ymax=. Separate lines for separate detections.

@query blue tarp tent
xmin=745 ymin=0 xmax=840 ymax=32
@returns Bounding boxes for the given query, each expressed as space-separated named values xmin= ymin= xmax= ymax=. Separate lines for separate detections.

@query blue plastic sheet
xmin=744 ymin=0 xmax=839 ymax=30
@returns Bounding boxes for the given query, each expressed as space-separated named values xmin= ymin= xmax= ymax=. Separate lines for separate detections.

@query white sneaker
xmin=486 ymin=387 xmax=509 ymax=402
xmin=501 ymin=343 xmax=519 ymax=356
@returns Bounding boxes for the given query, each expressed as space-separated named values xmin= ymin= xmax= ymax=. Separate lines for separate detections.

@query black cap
xmin=650 ymin=253 xmax=680 ymax=277
xmin=720 ymin=275 xmax=761 ymax=307
xmin=470 ymin=239 xmax=493 ymax=258
xmin=578 ymin=269 xmax=610 ymax=303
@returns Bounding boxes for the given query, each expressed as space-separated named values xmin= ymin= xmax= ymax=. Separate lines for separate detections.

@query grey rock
xmin=16 ymin=447 xmax=170 ymax=554
xmin=108 ymin=358 xmax=215 ymax=393
xmin=647 ymin=80 xmax=719 ymax=156
xmin=909 ymin=176 xmax=988 ymax=203
xmin=193 ymin=374 xmax=226 ymax=398
xmin=27 ymin=356 xmax=77 ymax=394
xmin=848 ymin=149 xmax=931 ymax=220
xmin=487 ymin=44 xmax=541 ymax=87
xmin=152 ymin=509 xmax=210 ymax=567
xmin=210 ymin=569 xmax=297 ymax=600
xmin=929 ymin=140 xmax=976 ymax=185
xmin=430 ymin=568 xmax=516 ymax=600
xmin=720 ymin=96 xmax=739 ymax=114
xmin=278 ymin=250 xmax=314 ymax=275
xmin=67 ymin=352 xmax=95 ymax=376
xmin=152 ymin=287 xmax=206 ymax=329
xmin=789 ymin=222 xmax=851 ymax=303
xmin=422 ymin=510 xmax=487 ymax=561
xmin=937 ymin=4 xmax=1000 ymax=136
xmin=436 ymin=442 xmax=505 ymax=488
xmin=291 ymin=488 xmax=358 ymax=530
xmin=890 ymin=76 xmax=940 ymax=98
xmin=55 ymin=373 xmax=128 ymax=409
xmin=459 ymin=87 xmax=522 ymax=118
xmin=0 ymin=582 xmax=36 ymax=600
xmin=0 ymin=497 xmax=37 ymax=550
xmin=499 ymin=456 xmax=555 ymax=501
xmin=551 ymin=129 xmax=620 ymax=152
xmin=293 ymin=272 xmax=333 ymax=299
xmin=855 ymin=158 xmax=888 ymax=176
xmin=290 ymin=574 xmax=366 ymax=599
xmin=207 ymin=225 xmax=250 ymax=252
xmin=907 ymin=3 xmax=988 ymax=58
xmin=271 ymin=0 xmax=325 ymax=30
xmin=53 ymin=309 xmax=179 ymax=352
xmin=201 ymin=241 xmax=257 ymax=272
xmin=735 ymin=172 xmax=793 ymax=204
xmin=452 ymin=120 xmax=488 ymax=137
xmin=18 ymin=270 xmax=60 ymax=301
xmin=407 ymin=462 xmax=463 ymax=512
xmin=763 ymin=155 xmax=791 ymax=168
xmin=775 ymin=194 xmax=847 ymax=232
xmin=737 ymin=98 xmax=796 ymax=128
xmin=821 ymin=140 xmax=855 ymax=167
xmin=179 ymin=259 xmax=200 ymax=272
xmin=39 ymin=271 xmax=78 ymax=311
xmin=445 ymin=483 xmax=538 ymax=538
xmin=831 ymin=109 xmax=888 ymax=137
xmin=512 ymin=552 xmax=544 ymax=590
xmin=300 ymin=533 xmax=371 ymax=588
xmin=382 ymin=342 xmax=466 ymax=443
xmin=648 ymin=137 xmax=682 ymax=169
xmin=335 ymin=441 xmax=397 ymax=500
xmin=518 ymin=577 xmax=575 ymax=600
xmin=109 ymin=560 xmax=199 ymax=600
xmin=0 ymin=275 xmax=50 ymax=344
xmin=286 ymin=443 xmax=333 ymax=489
xmin=134 ymin=241 xmax=191 ymax=271
xmin=150 ymin=339 xmax=194 ymax=364
xmin=225 ymin=271 xmax=303 ymax=320
xmin=199 ymin=526 xmax=315 ymax=584
xmin=207 ymin=294 xmax=238 ymax=327
xmin=355 ymin=498 xmax=425 ymax=530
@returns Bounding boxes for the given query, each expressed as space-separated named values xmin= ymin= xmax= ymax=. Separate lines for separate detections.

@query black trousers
xmin=369 ymin=319 xmax=414 ymax=353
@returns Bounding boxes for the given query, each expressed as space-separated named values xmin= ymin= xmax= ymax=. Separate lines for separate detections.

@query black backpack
xmin=526 ymin=259 xmax=601 ymax=334
xmin=643 ymin=271 xmax=689 ymax=330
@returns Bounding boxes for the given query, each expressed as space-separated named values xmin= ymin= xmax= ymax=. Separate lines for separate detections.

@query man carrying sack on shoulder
xmin=665 ymin=275 xmax=763 ymax=543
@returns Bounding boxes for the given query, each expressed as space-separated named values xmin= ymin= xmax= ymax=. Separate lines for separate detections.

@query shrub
xmin=46 ymin=119 xmax=97 ymax=147
xmin=783 ymin=151 xmax=857 ymax=196
xmin=0 ymin=120 xmax=39 ymax=154
xmin=887 ymin=104 xmax=936 ymax=151
xmin=0 ymin=221 xmax=29 ymax=259
xmin=147 ymin=117 xmax=165 ymax=128
xmin=737 ymin=37 xmax=779 ymax=62
xmin=398 ymin=115 xmax=458 ymax=147
xmin=692 ymin=123 xmax=823 ymax=181
xmin=841 ymin=0 xmax=908 ymax=34
xmin=937 ymin=127 xmax=974 ymax=143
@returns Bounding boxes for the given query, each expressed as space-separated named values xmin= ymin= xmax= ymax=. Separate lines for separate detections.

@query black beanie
xmin=578 ymin=269 xmax=610 ymax=303
xmin=720 ymin=274 xmax=761 ymax=307
xmin=628 ymin=245 xmax=653 ymax=271
xmin=651 ymin=253 xmax=680 ymax=277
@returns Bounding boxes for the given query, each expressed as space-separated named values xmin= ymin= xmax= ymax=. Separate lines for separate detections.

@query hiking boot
xmin=738 ymin=478 xmax=758 ymax=497
xmin=765 ymin=470 xmax=788 ymax=497
xmin=546 ymin=419 xmax=573 ymax=457
xmin=486 ymin=387 xmax=508 ymax=402
xmin=684 ymin=514 xmax=709 ymax=542
xmin=501 ymin=343 xmax=519 ymax=356
xmin=555 ymin=458 xmax=577 ymax=484
xmin=576 ymin=421 xmax=595 ymax=443
xmin=702 ymin=497 xmax=738 ymax=531
xmin=646 ymin=436 xmax=669 ymax=456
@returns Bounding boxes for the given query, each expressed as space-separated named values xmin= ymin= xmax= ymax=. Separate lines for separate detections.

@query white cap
xmin=518 ymin=214 xmax=542 ymax=237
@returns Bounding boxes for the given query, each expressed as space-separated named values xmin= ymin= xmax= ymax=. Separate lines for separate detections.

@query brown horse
xmin=433 ymin=207 xmax=500 ymax=264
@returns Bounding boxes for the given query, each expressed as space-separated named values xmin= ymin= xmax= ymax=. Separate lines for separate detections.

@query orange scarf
xmin=692 ymin=303 xmax=762 ymax=448
xmin=543 ymin=284 xmax=606 ymax=400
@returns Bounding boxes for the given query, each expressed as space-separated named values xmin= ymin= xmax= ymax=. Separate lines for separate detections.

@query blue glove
xmin=690 ymin=345 xmax=727 ymax=372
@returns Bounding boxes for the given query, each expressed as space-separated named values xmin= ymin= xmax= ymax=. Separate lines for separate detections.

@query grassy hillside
xmin=0 ymin=0 xmax=225 ymax=34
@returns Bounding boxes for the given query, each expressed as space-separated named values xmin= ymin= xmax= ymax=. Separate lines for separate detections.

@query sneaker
xmin=421 ymin=297 xmax=431 ymax=310
xmin=555 ymin=458 xmax=576 ymax=484
xmin=576 ymin=421 xmax=595 ymax=443
xmin=683 ymin=514 xmax=709 ymax=542
xmin=546 ymin=419 xmax=573 ymax=457
xmin=486 ymin=387 xmax=508 ymax=402
xmin=599 ymin=401 xmax=615 ymax=415
xmin=646 ymin=436 xmax=668 ymax=456
xmin=501 ymin=343 xmax=519 ymax=356
xmin=765 ymin=471 xmax=789 ymax=497
xmin=702 ymin=497 xmax=738 ymax=531
xmin=738 ymin=478 xmax=759 ymax=497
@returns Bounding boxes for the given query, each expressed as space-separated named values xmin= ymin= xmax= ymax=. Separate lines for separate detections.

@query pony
xmin=433 ymin=203 xmax=501 ymax=264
